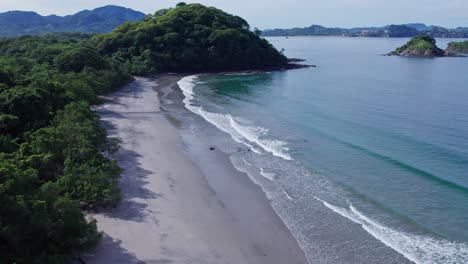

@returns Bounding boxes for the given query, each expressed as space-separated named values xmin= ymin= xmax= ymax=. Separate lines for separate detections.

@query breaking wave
xmin=178 ymin=76 xmax=292 ymax=160
xmin=316 ymin=198 xmax=468 ymax=264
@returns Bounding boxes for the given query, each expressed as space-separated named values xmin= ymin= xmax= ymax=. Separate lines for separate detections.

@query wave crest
xmin=178 ymin=76 xmax=292 ymax=161
xmin=316 ymin=197 xmax=468 ymax=264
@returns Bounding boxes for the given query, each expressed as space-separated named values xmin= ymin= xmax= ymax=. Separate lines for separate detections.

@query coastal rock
xmin=388 ymin=35 xmax=463 ymax=57
xmin=287 ymin=58 xmax=306 ymax=63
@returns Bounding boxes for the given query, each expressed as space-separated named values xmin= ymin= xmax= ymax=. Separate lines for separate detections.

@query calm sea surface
xmin=176 ymin=37 xmax=468 ymax=263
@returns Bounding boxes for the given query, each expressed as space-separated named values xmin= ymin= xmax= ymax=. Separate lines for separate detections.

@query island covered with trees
xmin=446 ymin=41 xmax=468 ymax=53
xmin=388 ymin=35 xmax=463 ymax=57
xmin=0 ymin=3 xmax=297 ymax=263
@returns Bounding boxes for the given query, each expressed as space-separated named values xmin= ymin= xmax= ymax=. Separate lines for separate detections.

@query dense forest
xmin=0 ymin=3 xmax=288 ymax=263
xmin=91 ymin=2 xmax=287 ymax=74
xmin=0 ymin=33 xmax=131 ymax=263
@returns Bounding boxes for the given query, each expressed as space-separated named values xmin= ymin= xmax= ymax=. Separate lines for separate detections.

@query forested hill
xmin=0 ymin=5 xmax=145 ymax=37
xmin=92 ymin=2 xmax=287 ymax=73
xmin=0 ymin=3 xmax=289 ymax=263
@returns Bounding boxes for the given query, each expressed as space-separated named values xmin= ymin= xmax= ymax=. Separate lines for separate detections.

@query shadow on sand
xmin=82 ymin=235 xmax=145 ymax=264
xmin=94 ymin=79 xmax=163 ymax=223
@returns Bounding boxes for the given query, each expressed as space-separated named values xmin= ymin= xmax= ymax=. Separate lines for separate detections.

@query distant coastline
xmin=262 ymin=23 xmax=468 ymax=38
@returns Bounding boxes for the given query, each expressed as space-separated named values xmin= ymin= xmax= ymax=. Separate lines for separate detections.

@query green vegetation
xmin=446 ymin=41 xmax=468 ymax=53
xmin=92 ymin=3 xmax=287 ymax=74
xmin=391 ymin=35 xmax=445 ymax=57
xmin=0 ymin=33 xmax=130 ymax=263
xmin=0 ymin=3 xmax=288 ymax=263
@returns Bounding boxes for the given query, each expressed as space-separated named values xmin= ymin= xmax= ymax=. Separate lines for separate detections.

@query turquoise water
xmin=177 ymin=37 xmax=468 ymax=263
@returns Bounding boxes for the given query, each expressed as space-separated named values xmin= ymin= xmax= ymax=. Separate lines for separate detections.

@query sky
xmin=0 ymin=0 xmax=467 ymax=29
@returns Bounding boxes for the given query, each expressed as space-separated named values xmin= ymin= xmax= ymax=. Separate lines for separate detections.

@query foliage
xmin=394 ymin=35 xmax=445 ymax=56
xmin=0 ymin=161 xmax=101 ymax=263
xmin=446 ymin=41 xmax=468 ymax=53
xmin=92 ymin=3 xmax=287 ymax=74
xmin=0 ymin=33 xmax=130 ymax=263
xmin=54 ymin=47 xmax=110 ymax=72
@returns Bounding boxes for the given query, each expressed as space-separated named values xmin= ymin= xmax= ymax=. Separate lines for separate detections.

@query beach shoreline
xmin=84 ymin=75 xmax=309 ymax=263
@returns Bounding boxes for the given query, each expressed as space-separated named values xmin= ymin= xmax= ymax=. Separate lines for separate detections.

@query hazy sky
xmin=0 ymin=0 xmax=467 ymax=29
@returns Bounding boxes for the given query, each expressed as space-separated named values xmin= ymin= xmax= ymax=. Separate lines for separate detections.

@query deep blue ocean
xmin=177 ymin=37 xmax=468 ymax=263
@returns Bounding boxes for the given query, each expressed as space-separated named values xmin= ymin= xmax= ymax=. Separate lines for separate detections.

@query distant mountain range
xmin=0 ymin=5 xmax=146 ymax=37
xmin=263 ymin=24 xmax=468 ymax=38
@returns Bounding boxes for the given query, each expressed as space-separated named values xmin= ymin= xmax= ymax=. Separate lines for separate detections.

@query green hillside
xmin=92 ymin=3 xmax=287 ymax=74
xmin=390 ymin=35 xmax=445 ymax=57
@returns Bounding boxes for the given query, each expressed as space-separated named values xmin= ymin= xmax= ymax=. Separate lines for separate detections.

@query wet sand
xmin=84 ymin=76 xmax=308 ymax=264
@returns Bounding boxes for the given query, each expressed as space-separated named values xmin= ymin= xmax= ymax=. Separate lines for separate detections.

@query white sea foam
xmin=179 ymin=76 xmax=244 ymax=144
xmin=241 ymin=158 xmax=253 ymax=166
xmin=282 ymin=188 xmax=294 ymax=201
xmin=316 ymin=197 xmax=468 ymax=264
xmin=260 ymin=168 xmax=276 ymax=181
xmin=229 ymin=118 xmax=292 ymax=160
xmin=178 ymin=76 xmax=292 ymax=161
xmin=198 ymin=110 xmax=262 ymax=154
xmin=177 ymin=75 xmax=198 ymax=112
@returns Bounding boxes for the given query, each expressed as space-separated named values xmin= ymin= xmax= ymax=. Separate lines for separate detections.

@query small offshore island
xmin=388 ymin=35 xmax=464 ymax=57
xmin=446 ymin=41 xmax=468 ymax=53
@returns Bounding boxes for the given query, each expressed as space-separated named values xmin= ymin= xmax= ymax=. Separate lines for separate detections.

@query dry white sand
xmin=84 ymin=76 xmax=308 ymax=264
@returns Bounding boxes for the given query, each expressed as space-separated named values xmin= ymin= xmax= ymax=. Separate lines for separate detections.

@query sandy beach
xmin=84 ymin=76 xmax=308 ymax=264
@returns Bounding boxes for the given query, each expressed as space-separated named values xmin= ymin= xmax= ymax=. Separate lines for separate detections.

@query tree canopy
xmin=391 ymin=35 xmax=445 ymax=57
xmin=92 ymin=3 xmax=287 ymax=74
xmin=0 ymin=33 xmax=130 ymax=263
xmin=446 ymin=41 xmax=468 ymax=53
